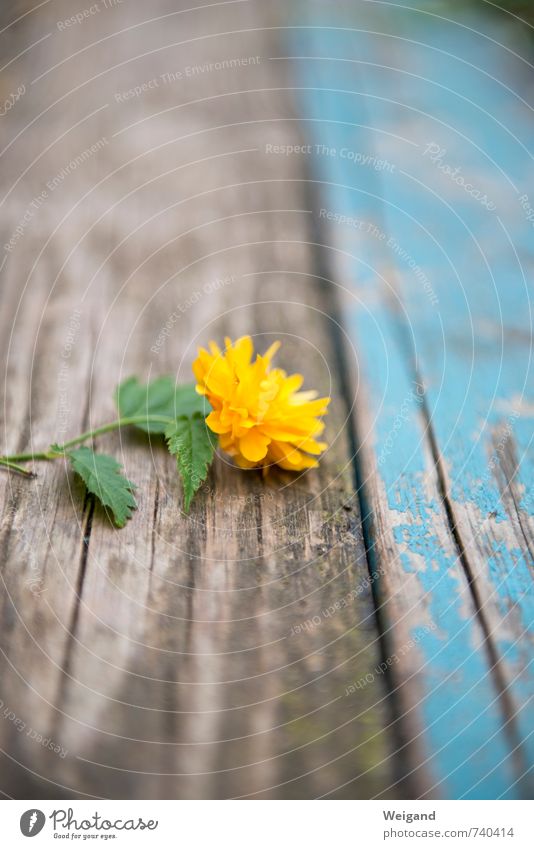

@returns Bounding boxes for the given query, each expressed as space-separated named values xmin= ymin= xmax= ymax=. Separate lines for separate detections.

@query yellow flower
xmin=193 ymin=336 xmax=330 ymax=471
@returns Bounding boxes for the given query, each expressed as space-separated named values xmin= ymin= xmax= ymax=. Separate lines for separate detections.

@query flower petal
xmin=206 ymin=410 xmax=230 ymax=434
xmin=192 ymin=336 xmax=330 ymax=472
xmin=268 ymin=441 xmax=319 ymax=470
xmin=239 ymin=430 xmax=270 ymax=462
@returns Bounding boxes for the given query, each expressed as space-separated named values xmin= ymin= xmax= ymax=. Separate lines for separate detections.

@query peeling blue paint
xmin=290 ymin=3 xmax=533 ymax=798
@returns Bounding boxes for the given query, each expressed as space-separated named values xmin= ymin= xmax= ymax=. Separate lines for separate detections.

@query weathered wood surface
xmin=291 ymin=1 xmax=534 ymax=798
xmin=0 ymin=0 xmax=399 ymax=799
xmin=0 ymin=0 xmax=532 ymax=801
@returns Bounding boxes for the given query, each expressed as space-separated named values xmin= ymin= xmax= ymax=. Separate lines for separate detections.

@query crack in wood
xmin=418 ymin=385 xmax=527 ymax=785
xmin=51 ymin=495 xmax=94 ymax=741
xmin=149 ymin=477 xmax=160 ymax=574
xmin=302 ymin=172 xmax=417 ymax=799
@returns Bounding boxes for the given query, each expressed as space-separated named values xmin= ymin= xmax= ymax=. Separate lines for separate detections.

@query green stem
xmin=1 ymin=415 xmax=174 ymax=465
xmin=0 ymin=458 xmax=36 ymax=476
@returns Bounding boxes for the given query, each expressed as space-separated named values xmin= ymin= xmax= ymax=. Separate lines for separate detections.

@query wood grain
xmin=0 ymin=0 xmax=396 ymax=799
xmin=291 ymin=3 xmax=533 ymax=798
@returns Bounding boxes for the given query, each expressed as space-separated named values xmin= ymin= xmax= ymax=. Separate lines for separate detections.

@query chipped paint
xmin=290 ymin=4 xmax=532 ymax=797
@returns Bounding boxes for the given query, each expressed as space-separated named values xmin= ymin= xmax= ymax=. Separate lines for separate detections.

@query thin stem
xmin=0 ymin=458 xmax=36 ymax=477
xmin=2 ymin=450 xmax=55 ymax=462
xmin=59 ymin=414 xmax=174 ymax=451
xmin=1 ymin=415 xmax=174 ymax=464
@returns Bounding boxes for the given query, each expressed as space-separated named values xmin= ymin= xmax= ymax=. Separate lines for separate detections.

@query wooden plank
xmin=357 ymin=4 xmax=534 ymax=791
xmin=290 ymin=3 xmax=533 ymax=798
xmin=0 ymin=0 xmax=397 ymax=799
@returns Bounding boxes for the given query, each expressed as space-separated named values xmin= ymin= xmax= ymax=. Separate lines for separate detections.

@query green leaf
xmin=174 ymin=383 xmax=210 ymax=418
xmin=115 ymin=376 xmax=208 ymax=433
xmin=69 ymin=447 xmax=137 ymax=528
xmin=166 ymin=413 xmax=215 ymax=512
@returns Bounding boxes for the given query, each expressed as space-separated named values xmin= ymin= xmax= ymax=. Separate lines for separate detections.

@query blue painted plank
xmin=289 ymin=3 xmax=533 ymax=798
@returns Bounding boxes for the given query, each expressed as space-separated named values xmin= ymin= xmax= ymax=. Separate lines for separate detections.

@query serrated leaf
xmin=166 ymin=413 xmax=215 ymax=512
xmin=69 ymin=447 xmax=137 ymax=528
xmin=115 ymin=376 xmax=207 ymax=433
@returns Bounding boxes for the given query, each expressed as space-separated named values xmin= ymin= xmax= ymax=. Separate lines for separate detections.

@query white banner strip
xmin=1 ymin=799 xmax=531 ymax=848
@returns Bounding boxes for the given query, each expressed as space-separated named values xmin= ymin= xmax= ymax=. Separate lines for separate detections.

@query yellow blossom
xmin=193 ymin=336 xmax=330 ymax=471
